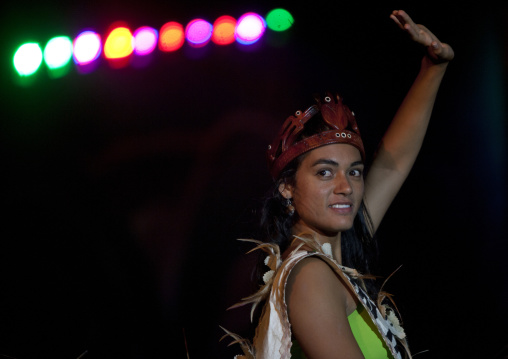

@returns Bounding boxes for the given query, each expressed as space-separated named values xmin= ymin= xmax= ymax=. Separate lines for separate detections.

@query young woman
xmin=223 ymin=10 xmax=454 ymax=359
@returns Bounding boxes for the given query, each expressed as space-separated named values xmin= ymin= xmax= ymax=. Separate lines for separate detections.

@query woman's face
xmin=282 ymin=143 xmax=364 ymax=238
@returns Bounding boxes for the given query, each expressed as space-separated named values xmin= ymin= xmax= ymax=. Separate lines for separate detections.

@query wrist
xmin=421 ymin=56 xmax=450 ymax=72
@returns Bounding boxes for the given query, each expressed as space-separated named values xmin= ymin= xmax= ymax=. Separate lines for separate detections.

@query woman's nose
xmin=333 ymin=173 xmax=353 ymax=195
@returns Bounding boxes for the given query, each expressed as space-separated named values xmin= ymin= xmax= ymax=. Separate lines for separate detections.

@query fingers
xmin=390 ymin=9 xmax=454 ymax=63
xmin=390 ymin=10 xmax=416 ymax=31
xmin=389 ymin=11 xmax=405 ymax=30
xmin=417 ymin=24 xmax=439 ymax=44
xmin=390 ymin=10 xmax=425 ymax=43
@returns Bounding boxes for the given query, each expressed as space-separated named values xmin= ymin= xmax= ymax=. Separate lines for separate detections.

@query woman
xmin=223 ymin=10 xmax=454 ymax=359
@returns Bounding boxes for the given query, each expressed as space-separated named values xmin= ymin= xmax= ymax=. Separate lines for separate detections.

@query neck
xmin=292 ymin=223 xmax=342 ymax=264
xmin=331 ymin=235 xmax=342 ymax=264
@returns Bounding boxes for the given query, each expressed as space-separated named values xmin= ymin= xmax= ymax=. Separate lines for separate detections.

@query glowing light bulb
xmin=266 ymin=8 xmax=294 ymax=32
xmin=185 ymin=19 xmax=213 ymax=48
xmin=104 ymin=26 xmax=134 ymax=59
xmin=133 ymin=26 xmax=158 ymax=55
xmin=44 ymin=36 xmax=73 ymax=69
xmin=73 ymin=31 xmax=102 ymax=65
xmin=159 ymin=22 xmax=185 ymax=52
xmin=235 ymin=12 xmax=266 ymax=45
xmin=212 ymin=16 xmax=236 ymax=45
xmin=13 ymin=43 xmax=43 ymax=76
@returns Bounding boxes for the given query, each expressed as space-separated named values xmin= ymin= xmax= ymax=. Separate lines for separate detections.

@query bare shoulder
xmin=285 ymin=256 xmax=364 ymax=358
xmin=286 ymin=257 xmax=350 ymax=313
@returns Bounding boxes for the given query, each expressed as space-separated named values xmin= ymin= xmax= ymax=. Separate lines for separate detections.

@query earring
xmin=285 ymin=198 xmax=295 ymax=216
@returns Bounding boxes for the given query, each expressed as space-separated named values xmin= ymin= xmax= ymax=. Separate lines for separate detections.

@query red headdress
xmin=266 ymin=92 xmax=365 ymax=179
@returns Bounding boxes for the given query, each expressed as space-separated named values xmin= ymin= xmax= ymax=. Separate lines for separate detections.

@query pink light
xmin=185 ymin=19 xmax=213 ymax=48
xmin=73 ymin=31 xmax=101 ymax=65
xmin=235 ymin=12 xmax=266 ymax=45
xmin=133 ymin=26 xmax=158 ymax=55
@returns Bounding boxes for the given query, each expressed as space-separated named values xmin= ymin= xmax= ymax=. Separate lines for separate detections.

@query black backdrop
xmin=1 ymin=1 xmax=507 ymax=358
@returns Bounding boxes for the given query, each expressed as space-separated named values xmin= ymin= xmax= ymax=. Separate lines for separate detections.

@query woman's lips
xmin=329 ymin=202 xmax=353 ymax=213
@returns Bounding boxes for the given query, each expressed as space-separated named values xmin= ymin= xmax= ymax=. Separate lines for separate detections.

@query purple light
xmin=73 ymin=31 xmax=101 ymax=65
xmin=133 ymin=26 xmax=158 ymax=55
xmin=235 ymin=12 xmax=266 ymax=45
xmin=185 ymin=19 xmax=213 ymax=48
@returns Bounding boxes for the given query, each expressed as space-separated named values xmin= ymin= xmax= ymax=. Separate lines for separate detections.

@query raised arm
xmin=364 ymin=10 xmax=454 ymax=232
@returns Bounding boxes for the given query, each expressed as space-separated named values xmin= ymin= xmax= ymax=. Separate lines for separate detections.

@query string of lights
xmin=12 ymin=8 xmax=294 ymax=78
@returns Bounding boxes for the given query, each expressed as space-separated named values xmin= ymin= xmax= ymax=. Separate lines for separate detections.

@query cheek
xmin=292 ymin=183 xmax=327 ymax=213
xmin=293 ymin=195 xmax=315 ymax=215
xmin=355 ymin=181 xmax=365 ymax=198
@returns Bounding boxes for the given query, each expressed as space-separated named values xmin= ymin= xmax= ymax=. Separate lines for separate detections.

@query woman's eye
xmin=350 ymin=169 xmax=362 ymax=177
xmin=317 ymin=169 xmax=333 ymax=177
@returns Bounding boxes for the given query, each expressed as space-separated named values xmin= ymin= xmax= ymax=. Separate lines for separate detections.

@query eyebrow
xmin=311 ymin=159 xmax=364 ymax=167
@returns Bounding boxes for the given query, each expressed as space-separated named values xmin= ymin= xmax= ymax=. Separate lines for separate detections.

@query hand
xmin=390 ymin=10 xmax=454 ymax=63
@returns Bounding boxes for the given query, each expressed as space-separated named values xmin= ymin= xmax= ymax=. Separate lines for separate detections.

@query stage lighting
xmin=159 ymin=22 xmax=185 ymax=52
xmin=212 ymin=15 xmax=236 ymax=45
xmin=104 ymin=26 xmax=134 ymax=59
xmin=44 ymin=36 xmax=73 ymax=69
xmin=235 ymin=12 xmax=266 ymax=45
xmin=13 ymin=43 xmax=43 ymax=76
xmin=11 ymin=7 xmax=293 ymax=79
xmin=185 ymin=19 xmax=213 ymax=48
xmin=266 ymin=8 xmax=293 ymax=32
xmin=133 ymin=26 xmax=158 ymax=55
xmin=73 ymin=31 xmax=102 ymax=65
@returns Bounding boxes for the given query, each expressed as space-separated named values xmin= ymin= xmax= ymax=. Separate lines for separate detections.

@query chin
xmin=296 ymin=217 xmax=355 ymax=237
xmin=319 ymin=222 xmax=355 ymax=236
xmin=333 ymin=218 xmax=356 ymax=231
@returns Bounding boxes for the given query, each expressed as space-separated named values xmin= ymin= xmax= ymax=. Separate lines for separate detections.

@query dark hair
xmin=257 ymin=111 xmax=380 ymax=299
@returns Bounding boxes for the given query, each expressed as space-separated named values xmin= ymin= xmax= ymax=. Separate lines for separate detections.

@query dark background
xmin=1 ymin=1 xmax=507 ymax=358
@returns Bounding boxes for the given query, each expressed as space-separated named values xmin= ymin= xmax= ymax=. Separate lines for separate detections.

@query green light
xmin=44 ymin=36 xmax=73 ymax=69
xmin=13 ymin=43 xmax=43 ymax=76
xmin=266 ymin=8 xmax=294 ymax=32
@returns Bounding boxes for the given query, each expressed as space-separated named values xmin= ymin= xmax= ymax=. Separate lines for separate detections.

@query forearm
xmin=374 ymin=57 xmax=449 ymax=174
xmin=364 ymin=10 xmax=453 ymax=230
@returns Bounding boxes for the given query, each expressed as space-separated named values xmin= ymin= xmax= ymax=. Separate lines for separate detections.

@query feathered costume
xmin=222 ymin=236 xmax=412 ymax=359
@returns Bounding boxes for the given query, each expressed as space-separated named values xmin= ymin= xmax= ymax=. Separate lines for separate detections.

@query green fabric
xmin=349 ymin=305 xmax=394 ymax=358
xmin=290 ymin=306 xmax=394 ymax=358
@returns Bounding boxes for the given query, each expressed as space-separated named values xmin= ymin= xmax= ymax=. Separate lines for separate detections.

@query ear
xmin=278 ymin=182 xmax=294 ymax=199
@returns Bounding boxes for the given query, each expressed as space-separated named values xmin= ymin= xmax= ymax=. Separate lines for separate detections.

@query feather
xmin=219 ymin=326 xmax=255 ymax=359
xmin=377 ymin=265 xmax=404 ymax=321
xmin=229 ymin=239 xmax=283 ymax=322
xmin=375 ymin=265 xmax=414 ymax=359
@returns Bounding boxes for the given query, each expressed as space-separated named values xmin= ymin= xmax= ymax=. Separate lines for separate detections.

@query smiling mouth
xmin=329 ymin=204 xmax=352 ymax=209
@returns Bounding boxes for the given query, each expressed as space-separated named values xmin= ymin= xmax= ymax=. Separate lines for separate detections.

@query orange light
xmin=159 ymin=22 xmax=185 ymax=52
xmin=212 ymin=15 xmax=237 ymax=45
xmin=104 ymin=27 xmax=133 ymax=59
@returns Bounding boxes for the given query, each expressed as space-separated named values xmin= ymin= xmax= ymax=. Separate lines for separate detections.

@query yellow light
xmin=104 ymin=27 xmax=134 ymax=59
